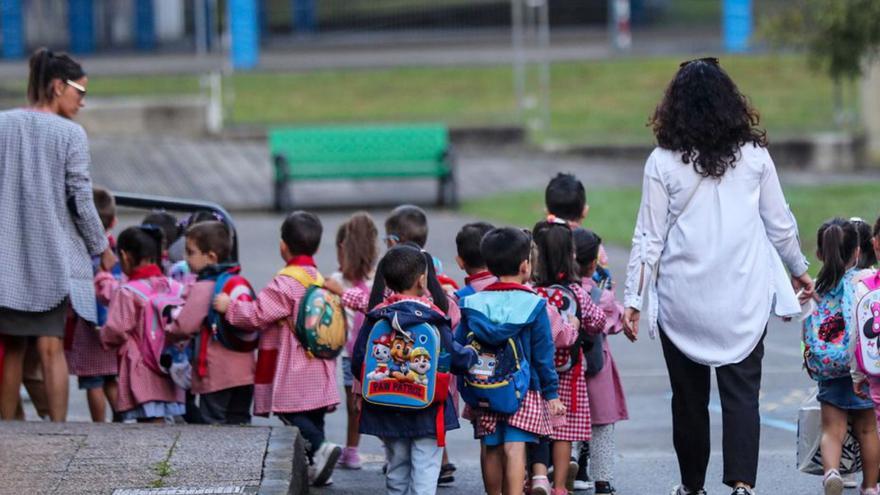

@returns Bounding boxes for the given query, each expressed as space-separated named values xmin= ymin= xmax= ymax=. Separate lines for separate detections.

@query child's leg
xmin=503 ymin=441 xmax=526 ymax=495
xmin=527 ymin=439 xmax=550 ymax=477
xmin=551 ymin=440 xmax=572 ymax=488
xmin=35 ymin=335 xmax=68 ymax=421
xmin=0 ymin=336 xmax=26 ymax=420
xmin=382 ymin=437 xmax=413 ymax=495
xmin=481 ymin=443 xmax=502 ymax=495
xmin=852 ymin=408 xmax=880 ymax=489
xmin=344 ymin=386 xmax=360 ymax=448
xmin=86 ymin=385 xmax=107 ymax=422
xmin=103 ymin=377 xmax=118 ymax=414
xmin=820 ymin=402 xmax=849 ymax=473
xmin=410 ymin=437 xmax=444 ymax=494
xmin=868 ymin=376 xmax=880 ymax=431
xmin=225 ymin=385 xmax=254 ymax=425
xmin=279 ymin=410 xmax=326 ymax=461
xmin=199 ymin=388 xmax=233 ymax=425
xmin=590 ymin=424 xmax=616 ymax=484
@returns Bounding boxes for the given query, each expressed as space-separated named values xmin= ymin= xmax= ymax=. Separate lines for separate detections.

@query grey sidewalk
xmin=0 ymin=422 xmax=305 ymax=495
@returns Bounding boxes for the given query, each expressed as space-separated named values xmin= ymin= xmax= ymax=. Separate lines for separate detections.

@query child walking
xmin=66 ymin=187 xmax=119 ymax=422
xmin=529 ymin=218 xmax=607 ymax=495
xmin=802 ymin=218 xmax=879 ymax=495
xmin=213 ymin=211 xmax=341 ymax=487
xmin=165 ymin=221 xmax=255 ymax=424
xmin=352 ymin=244 xmax=477 ymax=495
xmin=331 ymin=212 xmax=379 ymax=470
xmin=574 ymin=228 xmax=629 ymax=495
xmin=457 ymin=227 xmax=566 ymax=495
xmin=99 ymin=226 xmax=185 ymax=422
xmin=454 ymin=222 xmax=497 ymax=300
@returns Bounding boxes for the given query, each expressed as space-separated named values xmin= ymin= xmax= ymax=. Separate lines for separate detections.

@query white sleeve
xmin=624 ymin=153 xmax=669 ymax=310
xmin=758 ymin=151 xmax=808 ymax=277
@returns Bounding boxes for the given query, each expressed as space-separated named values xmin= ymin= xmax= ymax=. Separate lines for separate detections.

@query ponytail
xmin=366 ymin=243 xmax=448 ymax=313
xmin=117 ymin=225 xmax=164 ymax=267
xmin=815 ymin=218 xmax=859 ymax=295
xmin=532 ymin=218 xmax=578 ymax=287
xmin=27 ymin=47 xmax=85 ymax=104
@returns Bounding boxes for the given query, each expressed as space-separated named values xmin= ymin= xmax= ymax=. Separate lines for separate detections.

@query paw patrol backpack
xmin=362 ymin=310 xmax=448 ymax=410
xmin=854 ymin=271 xmax=880 ymax=377
xmin=279 ymin=266 xmax=347 ymax=359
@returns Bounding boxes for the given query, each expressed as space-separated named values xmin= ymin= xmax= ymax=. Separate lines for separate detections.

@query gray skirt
xmin=0 ymin=299 xmax=69 ymax=338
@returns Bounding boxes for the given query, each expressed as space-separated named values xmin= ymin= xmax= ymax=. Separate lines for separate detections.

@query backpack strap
xmin=277 ymin=265 xmax=325 ymax=288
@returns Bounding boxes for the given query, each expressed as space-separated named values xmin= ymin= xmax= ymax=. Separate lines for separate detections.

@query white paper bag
xmin=797 ymin=388 xmax=863 ymax=475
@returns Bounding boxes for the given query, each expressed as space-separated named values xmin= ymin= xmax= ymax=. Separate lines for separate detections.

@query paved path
xmin=0 ymin=28 xmax=721 ymax=79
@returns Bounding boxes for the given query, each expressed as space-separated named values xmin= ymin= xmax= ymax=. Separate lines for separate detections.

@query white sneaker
xmin=310 ymin=442 xmax=342 ymax=487
xmin=843 ymin=472 xmax=858 ymax=489
xmin=671 ymin=485 xmax=708 ymax=495
xmin=824 ymin=470 xmax=844 ymax=495
xmin=573 ymin=479 xmax=594 ymax=491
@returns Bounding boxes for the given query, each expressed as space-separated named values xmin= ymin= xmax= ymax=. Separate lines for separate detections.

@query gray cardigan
xmin=0 ymin=109 xmax=108 ymax=323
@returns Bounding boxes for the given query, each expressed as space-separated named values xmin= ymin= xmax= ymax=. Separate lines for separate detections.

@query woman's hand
xmin=623 ymin=307 xmax=640 ymax=342
xmin=792 ymin=272 xmax=817 ymax=303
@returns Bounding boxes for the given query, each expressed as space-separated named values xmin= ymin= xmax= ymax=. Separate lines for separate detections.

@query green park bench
xmin=270 ymin=125 xmax=457 ymax=211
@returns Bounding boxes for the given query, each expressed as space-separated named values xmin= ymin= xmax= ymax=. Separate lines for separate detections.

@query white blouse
xmin=624 ymin=144 xmax=809 ymax=366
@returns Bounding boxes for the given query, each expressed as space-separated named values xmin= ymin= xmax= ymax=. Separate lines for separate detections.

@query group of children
xmin=58 ymin=174 xmax=630 ymax=495
xmin=802 ymin=215 xmax=880 ymax=495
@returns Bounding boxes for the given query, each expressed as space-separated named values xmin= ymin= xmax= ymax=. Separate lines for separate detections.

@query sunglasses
xmin=65 ymin=79 xmax=87 ymax=97
xmin=679 ymin=57 xmax=720 ymax=68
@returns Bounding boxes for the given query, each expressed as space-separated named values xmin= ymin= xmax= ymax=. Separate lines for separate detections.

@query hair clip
xmin=850 ymin=217 xmax=865 ymax=223
xmin=546 ymin=214 xmax=569 ymax=227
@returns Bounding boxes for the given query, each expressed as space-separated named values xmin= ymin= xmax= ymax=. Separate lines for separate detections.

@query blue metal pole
xmin=229 ymin=0 xmax=259 ymax=70
xmin=135 ymin=0 xmax=156 ymax=51
xmin=723 ymin=0 xmax=752 ymax=53
xmin=1 ymin=0 xmax=25 ymax=59
xmin=292 ymin=0 xmax=317 ymax=34
xmin=68 ymin=0 xmax=95 ymax=54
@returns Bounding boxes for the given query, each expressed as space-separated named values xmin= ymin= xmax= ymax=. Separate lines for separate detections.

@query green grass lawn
xmin=0 ymin=53 xmax=836 ymax=146
xmin=461 ymin=183 xmax=880 ymax=273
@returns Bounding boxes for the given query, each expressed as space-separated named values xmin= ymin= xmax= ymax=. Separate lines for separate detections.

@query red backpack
xmin=123 ymin=278 xmax=186 ymax=376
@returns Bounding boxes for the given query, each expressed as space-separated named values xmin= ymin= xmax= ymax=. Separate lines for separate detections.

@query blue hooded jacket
xmin=456 ymin=286 xmax=559 ymax=400
xmin=352 ymin=298 xmax=477 ymax=439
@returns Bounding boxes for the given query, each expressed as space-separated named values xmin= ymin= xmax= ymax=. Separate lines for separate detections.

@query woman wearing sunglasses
xmin=0 ymin=48 xmax=113 ymax=422
xmin=622 ymin=58 xmax=814 ymax=495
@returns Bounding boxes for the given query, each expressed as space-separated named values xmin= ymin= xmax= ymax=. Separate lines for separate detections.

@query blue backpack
xmin=803 ymin=276 xmax=855 ymax=381
xmin=362 ymin=310 xmax=450 ymax=410
xmin=459 ymin=331 xmax=530 ymax=415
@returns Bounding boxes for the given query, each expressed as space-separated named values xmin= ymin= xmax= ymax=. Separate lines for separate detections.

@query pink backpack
xmin=123 ymin=278 xmax=185 ymax=376
xmin=854 ymin=271 xmax=880 ymax=377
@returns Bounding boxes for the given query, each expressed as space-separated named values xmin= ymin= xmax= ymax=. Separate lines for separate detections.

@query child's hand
xmin=568 ymin=315 xmax=580 ymax=333
xmin=213 ymin=293 xmax=232 ymax=314
xmin=548 ymin=398 xmax=566 ymax=417
xmin=854 ymin=378 xmax=869 ymax=399
xmin=322 ymin=278 xmax=344 ymax=296
xmin=99 ymin=247 xmax=118 ymax=272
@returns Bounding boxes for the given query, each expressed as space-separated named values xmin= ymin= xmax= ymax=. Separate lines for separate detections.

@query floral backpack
xmin=803 ymin=278 xmax=854 ymax=381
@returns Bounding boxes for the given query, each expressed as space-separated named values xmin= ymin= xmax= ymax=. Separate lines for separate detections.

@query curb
xmin=259 ymin=426 xmax=309 ymax=495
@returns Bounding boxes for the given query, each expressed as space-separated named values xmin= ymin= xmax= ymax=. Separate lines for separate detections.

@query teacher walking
xmin=622 ymin=58 xmax=814 ymax=495
xmin=0 ymin=48 xmax=113 ymax=421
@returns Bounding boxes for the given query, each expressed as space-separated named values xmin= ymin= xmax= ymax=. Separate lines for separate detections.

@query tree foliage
xmin=761 ymin=0 xmax=880 ymax=81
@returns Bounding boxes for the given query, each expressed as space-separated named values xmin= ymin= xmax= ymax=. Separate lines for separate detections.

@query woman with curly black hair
xmin=622 ymin=58 xmax=815 ymax=495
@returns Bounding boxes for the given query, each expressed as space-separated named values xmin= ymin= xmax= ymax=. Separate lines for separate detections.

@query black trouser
xmin=279 ymin=408 xmax=327 ymax=461
xmin=199 ymin=385 xmax=254 ymax=425
xmin=660 ymin=328 xmax=765 ymax=490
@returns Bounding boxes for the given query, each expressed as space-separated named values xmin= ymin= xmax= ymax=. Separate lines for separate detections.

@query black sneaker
xmin=595 ymin=481 xmax=617 ymax=495
xmin=671 ymin=486 xmax=708 ymax=495
xmin=438 ymin=463 xmax=456 ymax=485
xmin=731 ymin=488 xmax=754 ymax=495
xmin=573 ymin=443 xmax=592 ymax=491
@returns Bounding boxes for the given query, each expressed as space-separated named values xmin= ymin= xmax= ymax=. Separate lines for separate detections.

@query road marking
xmin=112 ymin=487 xmax=251 ymax=495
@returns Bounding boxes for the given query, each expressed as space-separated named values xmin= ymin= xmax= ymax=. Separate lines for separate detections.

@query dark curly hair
xmin=650 ymin=59 xmax=767 ymax=178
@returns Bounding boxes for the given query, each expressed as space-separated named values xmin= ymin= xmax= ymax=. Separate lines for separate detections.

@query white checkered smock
xmin=0 ymin=109 xmax=108 ymax=323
